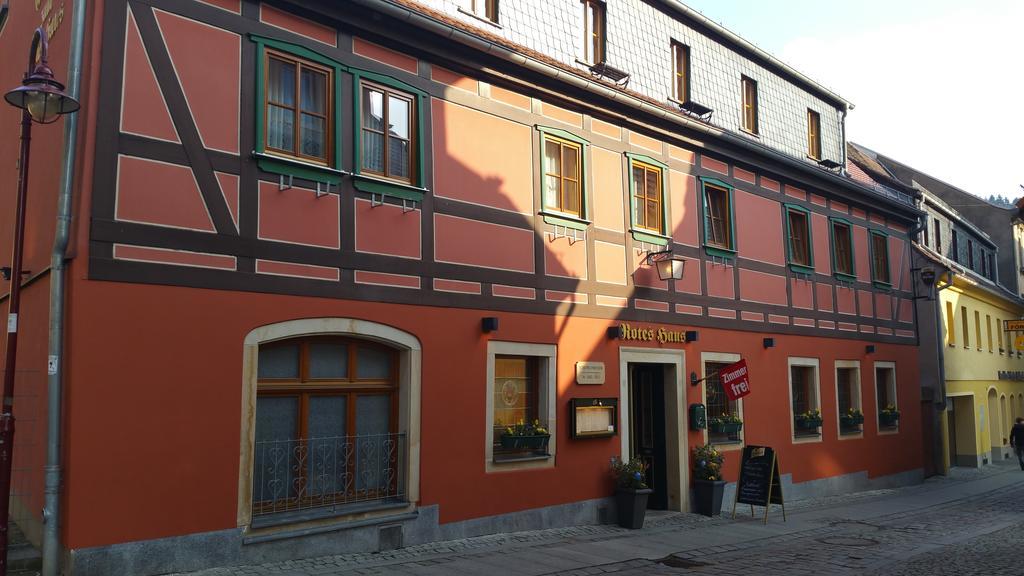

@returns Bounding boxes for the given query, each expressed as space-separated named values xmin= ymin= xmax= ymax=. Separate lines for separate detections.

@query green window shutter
xmin=250 ymin=34 xmax=347 ymax=184
xmin=537 ymin=126 xmax=590 ymax=222
xmin=352 ymin=69 xmax=429 ymax=201
xmin=625 ymin=152 xmax=671 ymax=246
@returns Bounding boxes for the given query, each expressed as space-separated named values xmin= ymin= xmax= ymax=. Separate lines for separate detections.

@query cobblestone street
xmin=172 ymin=464 xmax=1024 ymax=576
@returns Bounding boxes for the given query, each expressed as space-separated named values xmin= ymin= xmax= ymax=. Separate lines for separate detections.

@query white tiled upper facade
xmin=421 ymin=0 xmax=847 ymax=164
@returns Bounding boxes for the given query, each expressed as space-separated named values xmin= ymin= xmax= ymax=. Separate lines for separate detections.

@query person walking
xmin=1011 ymin=417 xmax=1024 ymax=470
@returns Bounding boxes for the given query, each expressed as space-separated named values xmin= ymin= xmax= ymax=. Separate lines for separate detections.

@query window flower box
xmin=500 ymin=433 xmax=550 ymax=451
xmin=708 ymin=413 xmax=743 ymax=435
xmin=879 ymin=406 xmax=900 ymax=428
xmin=795 ymin=410 xmax=822 ymax=430
xmin=840 ymin=409 xmax=864 ymax=430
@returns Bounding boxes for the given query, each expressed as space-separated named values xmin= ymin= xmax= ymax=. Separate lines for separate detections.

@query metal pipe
xmin=349 ymin=0 xmax=920 ymax=221
xmin=43 ymin=1 xmax=86 ymax=573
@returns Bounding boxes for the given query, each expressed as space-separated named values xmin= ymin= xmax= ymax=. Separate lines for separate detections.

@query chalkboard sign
xmin=732 ymin=445 xmax=786 ymax=523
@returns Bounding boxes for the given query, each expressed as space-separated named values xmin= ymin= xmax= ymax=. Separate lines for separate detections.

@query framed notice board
xmin=570 ymin=398 xmax=617 ymax=438
xmin=732 ymin=445 xmax=786 ymax=523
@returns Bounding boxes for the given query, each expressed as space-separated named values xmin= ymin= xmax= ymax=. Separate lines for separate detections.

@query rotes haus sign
xmin=720 ymin=359 xmax=751 ymax=401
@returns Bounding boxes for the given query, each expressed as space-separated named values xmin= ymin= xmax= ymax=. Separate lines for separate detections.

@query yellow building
xmin=940 ymin=270 xmax=1024 ymax=469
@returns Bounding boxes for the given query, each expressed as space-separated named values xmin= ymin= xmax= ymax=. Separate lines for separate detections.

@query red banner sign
xmin=720 ymin=359 xmax=751 ymax=401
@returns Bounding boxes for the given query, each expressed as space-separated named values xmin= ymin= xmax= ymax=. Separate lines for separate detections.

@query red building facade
xmin=0 ymin=1 xmax=924 ymax=574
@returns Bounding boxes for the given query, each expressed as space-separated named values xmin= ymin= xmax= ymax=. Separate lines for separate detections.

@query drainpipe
xmin=42 ymin=1 xmax=86 ymax=574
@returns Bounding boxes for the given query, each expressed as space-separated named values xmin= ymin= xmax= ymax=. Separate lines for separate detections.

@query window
xmin=493 ymin=356 xmax=540 ymax=455
xmin=581 ymin=0 xmax=606 ymax=65
xmin=945 ymin=301 xmax=955 ymax=346
xmin=704 ymin=355 xmax=742 ymax=445
xmin=951 ymin=229 xmax=959 ymax=263
xmin=874 ymin=363 xmax=898 ymax=432
xmin=542 ymin=135 xmax=583 ymax=217
xmin=982 ymin=250 xmax=988 ymax=277
xmin=835 ymin=362 xmax=862 ymax=436
xmin=961 ymin=306 xmax=969 ymax=348
xmin=701 ymin=177 xmax=735 ymax=254
xmin=922 ymin=218 xmax=929 ymax=247
xmin=264 ymin=50 xmax=333 ymax=164
xmin=485 ymin=342 xmax=556 ymax=469
xmin=934 ymin=218 xmax=941 ymax=252
xmin=469 ymin=0 xmax=498 ymax=23
xmin=741 ymin=76 xmax=758 ymax=134
xmin=671 ymin=41 xmax=690 ymax=102
xmin=806 ymin=109 xmax=821 ymax=159
xmin=987 ymin=314 xmax=993 ymax=353
xmin=361 ymin=82 xmax=415 ymax=184
xmin=870 ymin=231 xmax=890 ymax=286
xmin=785 ymin=205 xmax=812 ymax=270
xmin=988 ymin=253 xmax=995 ymax=280
xmin=831 ymin=218 xmax=855 ymax=278
xmin=789 ymin=359 xmax=820 ymax=440
xmin=968 ymin=239 xmax=975 ymax=270
xmin=998 ymin=317 xmax=1004 ymax=353
xmin=253 ymin=337 xmax=401 ymax=519
xmin=974 ymin=310 xmax=981 ymax=351
xmin=631 ymin=160 xmax=663 ymax=233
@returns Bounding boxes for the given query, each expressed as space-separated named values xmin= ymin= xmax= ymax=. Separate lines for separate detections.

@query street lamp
xmin=0 ymin=27 xmax=79 ymax=576
xmin=645 ymin=249 xmax=687 ymax=281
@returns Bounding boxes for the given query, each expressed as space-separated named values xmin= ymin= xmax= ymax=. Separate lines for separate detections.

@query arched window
xmin=252 ymin=336 xmax=402 ymax=520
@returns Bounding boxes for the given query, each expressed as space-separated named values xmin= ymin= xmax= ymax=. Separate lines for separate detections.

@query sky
xmin=681 ymin=0 xmax=1024 ymax=201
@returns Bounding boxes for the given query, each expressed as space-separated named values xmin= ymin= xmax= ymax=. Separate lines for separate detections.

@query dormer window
xmin=468 ymin=0 xmax=498 ymax=24
xmin=671 ymin=41 xmax=690 ymax=103
xmin=807 ymin=109 xmax=821 ymax=159
xmin=741 ymin=76 xmax=758 ymax=135
xmin=581 ymin=0 xmax=606 ymax=65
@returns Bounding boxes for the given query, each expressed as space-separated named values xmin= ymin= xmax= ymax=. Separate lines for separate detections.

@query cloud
xmin=778 ymin=1 xmax=1024 ymax=198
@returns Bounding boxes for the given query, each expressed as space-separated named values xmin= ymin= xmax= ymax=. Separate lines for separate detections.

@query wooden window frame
xmin=630 ymin=160 xmax=664 ymax=234
xmin=254 ymin=337 xmax=400 ymax=512
xmin=741 ymin=76 xmax=758 ymax=135
xmin=359 ymin=80 xmax=417 ymax=186
xmin=961 ymin=306 xmax=969 ymax=349
xmin=869 ymin=230 xmax=891 ymax=287
xmin=542 ymin=135 xmax=584 ymax=218
xmin=785 ymin=204 xmax=813 ymax=272
xmin=974 ymin=310 xmax=982 ymax=351
xmin=788 ymin=358 xmax=821 ymax=443
xmin=671 ymin=41 xmax=690 ymax=103
xmin=934 ymin=218 xmax=941 ymax=252
xmin=945 ymin=301 xmax=956 ymax=346
xmin=830 ymin=217 xmax=855 ymax=280
xmin=806 ymin=109 xmax=821 ymax=159
xmin=700 ymin=177 xmax=736 ymax=256
xmin=951 ymin=229 xmax=959 ymax=263
xmin=264 ymin=49 xmax=334 ymax=166
xmin=470 ymin=0 xmax=498 ymax=23
xmin=704 ymin=359 xmax=742 ymax=446
xmin=968 ymin=239 xmax=975 ymax=270
xmin=835 ymin=362 xmax=862 ymax=438
xmin=581 ymin=0 xmax=606 ymax=65
xmin=874 ymin=362 xmax=898 ymax=433
xmin=492 ymin=355 xmax=540 ymax=454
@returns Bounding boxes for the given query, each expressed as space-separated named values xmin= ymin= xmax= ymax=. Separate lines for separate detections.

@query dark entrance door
xmin=630 ymin=363 xmax=667 ymax=509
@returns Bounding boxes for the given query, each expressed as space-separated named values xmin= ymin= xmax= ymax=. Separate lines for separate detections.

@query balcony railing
xmin=252 ymin=432 xmax=406 ymax=523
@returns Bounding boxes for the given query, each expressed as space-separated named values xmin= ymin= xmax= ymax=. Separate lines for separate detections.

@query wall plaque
xmin=575 ymin=362 xmax=605 ymax=385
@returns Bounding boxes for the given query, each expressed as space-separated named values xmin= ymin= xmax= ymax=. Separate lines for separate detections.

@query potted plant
xmin=879 ymin=405 xmax=900 ymax=427
xmin=708 ymin=413 xmax=743 ymax=435
xmin=611 ymin=456 xmax=651 ymax=529
xmin=692 ymin=444 xmax=725 ymax=516
xmin=500 ymin=419 xmax=550 ymax=452
xmin=794 ymin=409 xmax=823 ymax=431
xmin=839 ymin=408 xmax=864 ymax=430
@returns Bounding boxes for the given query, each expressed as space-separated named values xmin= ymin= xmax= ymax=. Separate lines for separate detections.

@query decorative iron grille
xmin=252 ymin=432 xmax=406 ymax=519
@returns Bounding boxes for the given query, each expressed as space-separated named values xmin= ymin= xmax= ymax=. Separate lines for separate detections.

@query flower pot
xmin=839 ymin=414 xmax=864 ymax=429
xmin=693 ymin=479 xmax=726 ymax=516
xmin=500 ymin=433 xmax=550 ymax=451
xmin=709 ymin=422 xmax=742 ymax=434
xmin=879 ymin=413 xmax=899 ymax=427
xmin=615 ymin=487 xmax=653 ymax=529
xmin=795 ymin=418 xmax=822 ymax=430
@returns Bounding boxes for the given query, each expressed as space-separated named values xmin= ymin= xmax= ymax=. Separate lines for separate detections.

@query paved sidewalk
xmin=172 ymin=462 xmax=1024 ymax=576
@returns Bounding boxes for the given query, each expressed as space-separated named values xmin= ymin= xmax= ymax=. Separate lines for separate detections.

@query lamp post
xmin=0 ymin=27 xmax=79 ymax=575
